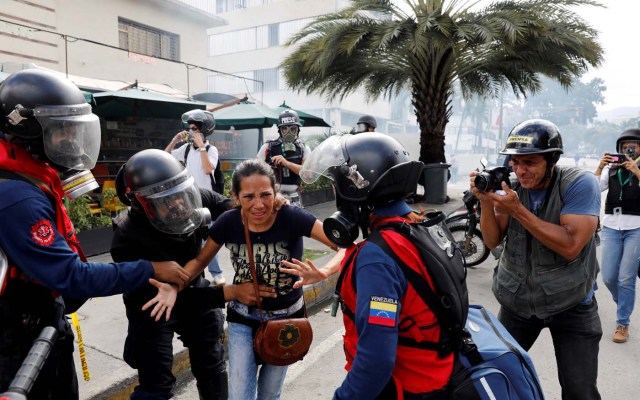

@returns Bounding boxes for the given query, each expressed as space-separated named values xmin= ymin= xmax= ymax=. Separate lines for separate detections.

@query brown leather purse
xmin=243 ymin=213 xmax=313 ymax=366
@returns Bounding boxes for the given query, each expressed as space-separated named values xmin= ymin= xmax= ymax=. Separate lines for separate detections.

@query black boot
xmin=196 ymin=370 xmax=228 ymax=400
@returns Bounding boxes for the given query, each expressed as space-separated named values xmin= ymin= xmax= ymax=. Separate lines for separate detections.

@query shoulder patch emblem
xmin=31 ymin=219 xmax=55 ymax=246
xmin=368 ymin=296 xmax=398 ymax=327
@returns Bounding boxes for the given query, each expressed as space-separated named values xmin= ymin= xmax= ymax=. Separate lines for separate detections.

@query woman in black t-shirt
xmin=145 ymin=158 xmax=343 ymax=400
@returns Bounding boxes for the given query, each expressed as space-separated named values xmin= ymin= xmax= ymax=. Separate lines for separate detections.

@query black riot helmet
xmin=616 ymin=128 xmax=640 ymax=158
xmin=500 ymin=119 xmax=564 ymax=164
xmin=355 ymin=114 xmax=377 ymax=133
xmin=181 ymin=109 xmax=216 ymax=135
xmin=0 ymin=69 xmax=101 ymax=170
xmin=116 ymin=149 xmax=210 ymax=235
xmin=301 ymin=133 xmax=423 ymax=247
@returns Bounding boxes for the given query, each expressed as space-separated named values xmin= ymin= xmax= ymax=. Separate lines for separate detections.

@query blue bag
xmin=449 ymin=305 xmax=545 ymax=400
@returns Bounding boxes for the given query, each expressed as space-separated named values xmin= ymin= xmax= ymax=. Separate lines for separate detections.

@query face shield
xmin=133 ymin=170 xmax=211 ymax=234
xmin=300 ymin=135 xmax=346 ymax=184
xmin=35 ymin=103 xmax=101 ymax=170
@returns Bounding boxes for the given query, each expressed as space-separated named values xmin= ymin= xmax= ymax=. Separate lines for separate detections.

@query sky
xmin=391 ymin=0 xmax=639 ymax=113
xmin=577 ymin=0 xmax=639 ymax=112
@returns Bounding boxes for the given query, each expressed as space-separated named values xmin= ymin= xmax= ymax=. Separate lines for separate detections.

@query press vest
xmin=264 ymin=139 xmax=304 ymax=187
xmin=0 ymin=140 xmax=86 ymax=294
xmin=493 ymin=166 xmax=598 ymax=319
xmin=338 ymin=220 xmax=453 ymax=395
xmin=604 ymin=165 xmax=640 ymax=215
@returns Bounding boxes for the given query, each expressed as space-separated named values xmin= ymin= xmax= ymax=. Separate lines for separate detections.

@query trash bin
xmin=422 ymin=163 xmax=450 ymax=204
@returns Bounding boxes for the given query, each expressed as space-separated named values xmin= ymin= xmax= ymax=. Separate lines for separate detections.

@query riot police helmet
xmin=116 ymin=149 xmax=210 ymax=234
xmin=301 ymin=133 xmax=422 ymax=205
xmin=0 ymin=69 xmax=100 ymax=170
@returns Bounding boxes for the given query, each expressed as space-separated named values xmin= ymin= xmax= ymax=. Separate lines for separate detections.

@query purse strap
xmin=242 ymin=211 xmax=266 ymax=322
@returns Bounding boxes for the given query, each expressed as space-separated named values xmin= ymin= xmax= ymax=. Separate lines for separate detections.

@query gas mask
xmin=323 ymin=199 xmax=367 ymax=248
xmin=60 ymin=170 xmax=99 ymax=200
xmin=280 ymin=125 xmax=299 ymax=156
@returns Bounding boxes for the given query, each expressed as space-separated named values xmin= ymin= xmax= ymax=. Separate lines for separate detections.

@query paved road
xmin=174 ymin=230 xmax=640 ymax=399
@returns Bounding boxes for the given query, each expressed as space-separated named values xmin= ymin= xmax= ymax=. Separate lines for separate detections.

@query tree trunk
xmin=413 ymin=80 xmax=450 ymax=165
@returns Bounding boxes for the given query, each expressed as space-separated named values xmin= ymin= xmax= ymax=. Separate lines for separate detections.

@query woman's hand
xmin=281 ymin=258 xmax=328 ymax=289
xmin=142 ymin=278 xmax=178 ymax=322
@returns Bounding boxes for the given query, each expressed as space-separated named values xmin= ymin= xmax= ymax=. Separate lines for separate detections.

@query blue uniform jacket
xmin=0 ymin=179 xmax=152 ymax=298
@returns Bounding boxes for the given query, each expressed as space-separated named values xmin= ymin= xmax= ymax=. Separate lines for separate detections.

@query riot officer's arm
xmin=200 ymin=188 xmax=234 ymax=219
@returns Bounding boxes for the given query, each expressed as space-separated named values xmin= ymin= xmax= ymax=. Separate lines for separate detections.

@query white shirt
xmin=599 ymin=165 xmax=640 ymax=230
xmin=171 ymin=141 xmax=219 ymax=193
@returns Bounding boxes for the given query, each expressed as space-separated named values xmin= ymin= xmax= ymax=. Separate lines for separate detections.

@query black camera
xmin=474 ymin=166 xmax=511 ymax=193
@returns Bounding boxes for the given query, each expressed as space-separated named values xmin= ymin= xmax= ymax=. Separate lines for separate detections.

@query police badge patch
xmin=31 ymin=219 xmax=55 ymax=246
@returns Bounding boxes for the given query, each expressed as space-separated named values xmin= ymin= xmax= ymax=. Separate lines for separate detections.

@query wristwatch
xmin=197 ymin=147 xmax=207 ymax=152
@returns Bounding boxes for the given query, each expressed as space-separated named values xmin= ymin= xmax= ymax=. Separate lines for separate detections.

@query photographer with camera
xmin=470 ymin=119 xmax=602 ymax=400
xmin=165 ymin=110 xmax=227 ymax=286
xmin=594 ymin=129 xmax=640 ymax=344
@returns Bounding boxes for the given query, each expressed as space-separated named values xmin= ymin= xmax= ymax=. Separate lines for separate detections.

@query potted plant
xmin=68 ymin=193 xmax=114 ymax=256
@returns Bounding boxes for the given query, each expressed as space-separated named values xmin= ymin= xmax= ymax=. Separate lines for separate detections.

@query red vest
xmin=339 ymin=217 xmax=453 ymax=395
xmin=0 ymin=140 xmax=86 ymax=291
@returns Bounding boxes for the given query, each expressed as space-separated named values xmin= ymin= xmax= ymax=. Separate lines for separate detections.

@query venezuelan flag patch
xmin=367 ymin=296 xmax=398 ymax=327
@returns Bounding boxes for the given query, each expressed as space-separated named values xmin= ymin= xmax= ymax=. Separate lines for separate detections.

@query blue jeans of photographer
xmin=498 ymin=298 xmax=602 ymax=400
xmin=601 ymin=226 xmax=640 ymax=326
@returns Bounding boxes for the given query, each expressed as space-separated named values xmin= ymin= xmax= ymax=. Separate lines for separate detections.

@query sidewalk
xmin=76 ymin=183 xmax=468 ymax=400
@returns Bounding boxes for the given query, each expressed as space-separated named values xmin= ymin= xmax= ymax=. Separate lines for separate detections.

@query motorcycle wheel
xmin=448 ymin=224 xmax=490 ymax=267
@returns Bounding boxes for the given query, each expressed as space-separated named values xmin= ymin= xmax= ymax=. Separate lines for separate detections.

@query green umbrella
xmin=276 ymin=102 xmax=330 ymax=128
xmin=93 ymin=88 xmax=205 ymax=120
xmin=211 ymin=100 xmax=279 ymax=130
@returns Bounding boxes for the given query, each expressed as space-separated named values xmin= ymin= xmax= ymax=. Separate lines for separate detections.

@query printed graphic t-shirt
xmin=208 ymin=205 xmax=316 ymax=312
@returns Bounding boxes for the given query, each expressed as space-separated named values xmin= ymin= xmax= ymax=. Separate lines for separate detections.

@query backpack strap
xmin=368 ymin=220 xmax=456 ymax=357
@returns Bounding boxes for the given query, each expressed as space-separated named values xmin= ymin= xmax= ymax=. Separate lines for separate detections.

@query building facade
xmin=0 ymin=0 xmax=225 ymax=95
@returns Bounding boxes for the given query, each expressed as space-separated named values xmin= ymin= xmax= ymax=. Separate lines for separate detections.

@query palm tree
xmin=281 ymin=0 xmax=603 ymax=164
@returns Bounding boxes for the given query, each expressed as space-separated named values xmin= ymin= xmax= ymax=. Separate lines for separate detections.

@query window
xmin=209 ymin=17 xmax=314 ymax=56
xmin=214 ymin=0 xmax=271 ymax=14
xmin=208 ymin=67 xmax=286 ymax=94
xmin=118 ymin=18 xmax=180 ymax=61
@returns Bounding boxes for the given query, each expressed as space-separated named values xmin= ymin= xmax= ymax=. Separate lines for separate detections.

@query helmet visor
xmin=300 ymin=135 xmax=346 ymax=184
xmin=134 ymin=171 xmax=204 ymax=234
xmin=36 ymin=104 xmax=100 ymax=170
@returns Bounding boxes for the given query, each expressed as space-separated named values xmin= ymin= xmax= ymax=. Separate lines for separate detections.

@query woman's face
xmin=236 ymin=174 xmax=276 ymax=228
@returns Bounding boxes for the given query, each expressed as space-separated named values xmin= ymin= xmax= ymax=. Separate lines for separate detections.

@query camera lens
xmin=474 ymin=173 xmax=492 ymax=192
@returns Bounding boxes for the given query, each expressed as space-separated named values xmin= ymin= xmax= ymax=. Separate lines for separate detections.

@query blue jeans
xmin=227 ymin=322 xmax=288 ymax=400
xmin=498 ymin=299 xmax=602 ymax=400
xmin=203 ymin=238 xmax=222 ymax=275
xmin=601 ymin=226 xmax=640 ymax=326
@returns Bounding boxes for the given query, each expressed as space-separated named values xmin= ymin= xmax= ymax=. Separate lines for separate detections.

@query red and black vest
xmin=338 ymin=217 xmax=454 ymax=395
xmin=0 ymin=140 xmax=86 ymax=294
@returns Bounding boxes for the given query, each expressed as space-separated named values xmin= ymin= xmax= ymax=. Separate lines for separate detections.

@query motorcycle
xmin=445 ymin=157 xmax=505 ymax=267
xmin=445 ymin=189 xmax=491 ymax=267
